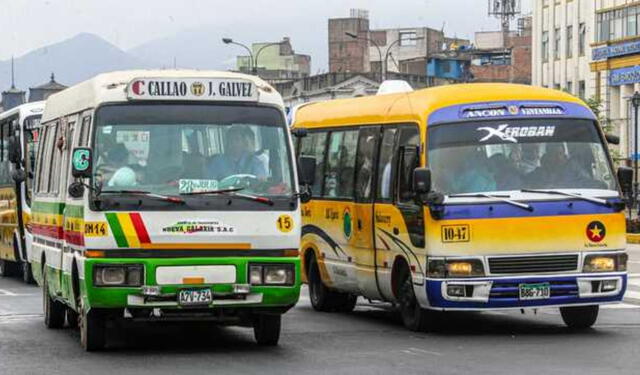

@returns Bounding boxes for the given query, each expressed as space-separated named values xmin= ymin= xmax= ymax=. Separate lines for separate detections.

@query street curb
xmin=627 ymin=234 xmax=640 ymax=244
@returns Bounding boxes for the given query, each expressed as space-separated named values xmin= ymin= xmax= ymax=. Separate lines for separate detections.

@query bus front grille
xmin=488 ymin=254 xmax=579 ymax=274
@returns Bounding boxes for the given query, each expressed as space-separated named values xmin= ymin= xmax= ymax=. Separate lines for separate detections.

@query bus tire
xmin=0 ymin=259 xmax=18 ymax=277
xmin=43 ymin=275 xmax=65 ymax=329
xmin=66 ymin=308 xmax=79 ymax=329
xmin=334 ymin=293 xmax=357 ymax=313
xmin=22 ymin=261 xmax=35 ymax=284
xmin=80 ymin=307 xmax=106 ymax=351
xmin=308 ymin=255 xmax=335 ymax=312
xmin=253 ymin=314 xmax=281 ymax=346
xmin=560 ymin=305 xmax=599 ymax=329
xmin=397 ymin=266 xmax=431 ymax=332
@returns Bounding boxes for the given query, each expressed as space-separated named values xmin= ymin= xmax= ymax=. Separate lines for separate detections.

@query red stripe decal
xmin=64 ymin=231 xmax=85 ymax=246
xmin=129 ymin=213 xmax=151 ymax=244
xmin=32 ymin=224 xmax=64 ymax=240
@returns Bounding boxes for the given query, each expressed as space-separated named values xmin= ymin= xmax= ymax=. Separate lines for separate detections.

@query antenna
xmin=10 ymin=56 xmax=15 ymax=89
xmin=488 ymin=0 xmax=521 ymax=34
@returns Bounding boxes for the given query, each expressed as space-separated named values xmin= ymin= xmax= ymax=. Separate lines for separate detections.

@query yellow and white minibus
xmin=0 ymin=101 xmax=44 ymax=283
xmin=293 ymin=83 xmax=630 ymax=331
xmin=32 ymin=70 xmax=308 ymax=350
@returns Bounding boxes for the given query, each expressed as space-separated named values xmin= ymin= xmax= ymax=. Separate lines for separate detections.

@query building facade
xmin=532 ymin=0 xmax=593 ymax=99
xmin=590 ymin=0 xmax=640 ymax=159
xmin=236 ymin=37 xmax=311 ymax=82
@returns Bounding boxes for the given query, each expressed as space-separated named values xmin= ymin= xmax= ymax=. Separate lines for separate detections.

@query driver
xmin=207 ymin=125 xmax=268 ymax=180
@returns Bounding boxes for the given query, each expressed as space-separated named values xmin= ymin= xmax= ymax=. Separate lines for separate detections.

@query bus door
xmin=352 ymin=126 xmax=382 ymax=299
xmin=373 ymin=125 xmax=425 ymax=301
xmin=60 ymin=115 xmax=79 ymax=303
xmin=318 ymin=129 xmax=359 ymax=293
xmin=0 ymin=116 xmax=18 ymax=264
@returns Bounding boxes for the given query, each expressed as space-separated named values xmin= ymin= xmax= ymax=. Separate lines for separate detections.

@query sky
xmin=0 ymin=0 xmax=532 ymax=68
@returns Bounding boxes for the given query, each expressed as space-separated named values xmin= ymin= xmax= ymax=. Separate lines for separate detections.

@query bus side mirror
xmin=298 ymin=156 xmax=316 ymax=186
xmin=8 ymin=136 xmax=21 ymax=164
xmin=413 ymin=167 xmax=432 ymax=194
xmin=618 ymin=166 xmax=633 ymax=194
xmin=71 ymin=147 xmax=93 ymax=178
xmin=605 ymin=133 xmax=620 ymax=145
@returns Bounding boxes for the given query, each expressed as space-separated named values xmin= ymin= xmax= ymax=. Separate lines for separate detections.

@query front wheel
xmin=0 ymin=259 xmax=18 ymax=277
xmin=560 ymin=305 xmax=599 ymax=329
xmin=43 ymin=276 xmax=65 ymax=329
xmin=80 ymin=307 xmax=106 ymax=351
xmin=253 ymin=314 xmax=281 ymax=346
xmin=397 ymin=267 xmax=432 ymax=332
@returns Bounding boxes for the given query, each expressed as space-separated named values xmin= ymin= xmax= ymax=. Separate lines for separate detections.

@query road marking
xmin=0 ymin=289 xmax=17 ymax=296
xmin=628 ymin=279 xmax=640 ymax=287
xmin=602 ymin=303 xmax=640 ymax=309
xmin=624 ymin=290 xmax=640 ymax=300
xmin=408 ymin=347 xmax=443 ymax=356
xmin=0 ymin=314 xmax=42 ymax=324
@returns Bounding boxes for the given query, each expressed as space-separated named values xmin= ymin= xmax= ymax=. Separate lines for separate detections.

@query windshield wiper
xmin=100 ymin=190 xmax=185 ymax=204
xmin=448 ymin=193 xmax=533 ymax=212
xmin=520 ymin=189 xmax=612 ymax=207
xmin=180 ymin=188 xmax=273 ymax=206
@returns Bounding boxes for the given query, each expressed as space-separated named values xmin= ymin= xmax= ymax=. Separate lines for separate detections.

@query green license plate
xmin=518 ymin=283 xmax=550 ymax=300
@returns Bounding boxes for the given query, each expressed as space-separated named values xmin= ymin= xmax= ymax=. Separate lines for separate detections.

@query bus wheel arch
xmin=391 ymin=256 xmax=410 ymax=300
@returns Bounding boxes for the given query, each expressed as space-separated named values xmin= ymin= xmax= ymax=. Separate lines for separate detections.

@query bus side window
xmin=0 ymin=120 xmax=11 ymax=186
xmin=355 ymin=127 xmax=379 ymax=202
xmin=376 ymin=128 xmax=398 ymax=202
xmin=79 ymin=116 xmax=92 ymax=146
xmin=396 ymin=126 xmax=420 ymax=204
xmin=298 ymin=131 xmax=327 ymax=196
xmin=48 ymin=123 xmax=62 ymax=195
xmin=323 ymin=130 xmax=358 ymax=199
xmin=36 ymin=124 xmax=54 ymax=194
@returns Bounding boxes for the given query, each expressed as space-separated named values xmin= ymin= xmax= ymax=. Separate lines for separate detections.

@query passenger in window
xmin=207 ymin=125 xmax=268 ymax=180
xmin=517 ymin=144 xmax=540 ymax=174
xmin=526 ymin=144 xmax=567 ymax=188
xmin=489 ymin=153 xmax=522 ymax=190
xmin=564 ymin=144 xmax=606 ymax=189
xmin=357 ymin=135 xmax=376 ymax=198
xmin=451 ymin=148 xmax=496 ymax=194
xmin=105 ymin=143 xmax=137 ymax=188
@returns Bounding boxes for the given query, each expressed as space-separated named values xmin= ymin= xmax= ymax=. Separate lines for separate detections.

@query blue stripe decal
xmin=435 ymin=199 xmax=622 ymax=220
xmin=428 ymin=101 xmax=596 ymax=125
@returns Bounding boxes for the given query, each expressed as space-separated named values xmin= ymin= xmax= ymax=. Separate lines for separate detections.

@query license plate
xmin=519 ymin=283 xmax=550 ymax=300
xmin=178 ymin=288 xmax=213 ymax=306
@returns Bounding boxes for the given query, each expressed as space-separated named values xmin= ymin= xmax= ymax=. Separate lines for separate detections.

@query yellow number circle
xmin=277 ymin=214 xmax=294 ymax=233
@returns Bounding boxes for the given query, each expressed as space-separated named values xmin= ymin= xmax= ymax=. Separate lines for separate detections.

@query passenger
xmin=207 ymin=125 xmax=268 ymax=180
xmin=105 ymin=143 xmax=137 ymax=188
xmin=564 ymin=144 xmax=606 ymax=189
xmin=526 ymin=144 xmax=567 ymax=188
xmin=450 ymin=148 xmax=496 ymax=194
xmin=489 ymin=153 xmax=522 ymax=190
xmin=517 ymin=144 xmax=540 ymax=174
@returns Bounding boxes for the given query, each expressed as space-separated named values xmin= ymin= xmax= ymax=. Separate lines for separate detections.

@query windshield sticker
xmin=478 ymin=124 xmax=556 ymax=143
xmin=162 ymin=220 xmax=235 ymax=235
xmin=127 ymin=78 xmax=258 ymax=102
xmin=179 ymin=179 xmax=219 ymax=194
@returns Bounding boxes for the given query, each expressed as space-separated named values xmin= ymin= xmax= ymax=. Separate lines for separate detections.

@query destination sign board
xmin=126 ymin=78 xmax=258 ymax=101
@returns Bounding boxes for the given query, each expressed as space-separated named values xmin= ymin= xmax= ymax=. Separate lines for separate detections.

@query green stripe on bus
xmin=64 ymin=205 xmax=83 ymax=218
xmin=32 ymin=201 xmax=65 ymax=215
xmin=105 ymin=213 xmax=128 ymax=248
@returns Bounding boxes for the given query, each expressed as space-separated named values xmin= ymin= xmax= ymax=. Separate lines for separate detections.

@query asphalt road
xmin=1 ymin=249 xmax=640 ymax=375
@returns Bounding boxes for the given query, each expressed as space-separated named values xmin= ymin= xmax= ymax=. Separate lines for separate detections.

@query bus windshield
xmin=93 ymin=104 xmax=293 ymax=197
xmin=427 ymin=119 xmax=616 ymax=195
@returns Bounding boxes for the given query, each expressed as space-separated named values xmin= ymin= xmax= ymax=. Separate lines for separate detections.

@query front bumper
xmin=425 ymin=273 xmax=627 ymax=311
xmin=83 ymin=256 xmax=301 ymax=311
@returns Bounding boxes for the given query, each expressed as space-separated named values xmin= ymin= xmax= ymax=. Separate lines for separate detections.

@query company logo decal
xmin=477 ymin=124 xmax=556 ymax=143
xmin=586 ymin=221 xmax=606 ymax=243
xmin=191 ymin=81 xmax=205 ymax=96
xmin=508 ymin=105 xmax=519 ymax=115
xmin=343 ymin=208 xmax=352 ymax=239
xmin=162 ymin=220 xmax=235 ymax=235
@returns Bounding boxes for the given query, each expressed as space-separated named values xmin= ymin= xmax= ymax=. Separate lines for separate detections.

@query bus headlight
xmin=583 ymin=253 xmax=627 ymax=273
xmin=427 ymin=258 xmax=485 ymax=278
xmin=94 ymin=265 xmax=143 ymax=287
xmin=248 ymin=264 xmax=295 ymax=286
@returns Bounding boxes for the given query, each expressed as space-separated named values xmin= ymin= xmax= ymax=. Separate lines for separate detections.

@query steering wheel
xmin=219 ymin=174 xmax=259 ymax=190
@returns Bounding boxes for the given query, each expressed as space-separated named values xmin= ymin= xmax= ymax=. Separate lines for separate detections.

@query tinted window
xmin=377 ymin=128 xmax=397 ymax=202
xmin=355 ymin=127 xmax=378 ymax=202
xmin=323 ymin=130 xmax=358 ymax=199
xmin=298 ymin=131 xmax=327 ymax=196
xmin=397 ymin=127 xmax=420 ymax=203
